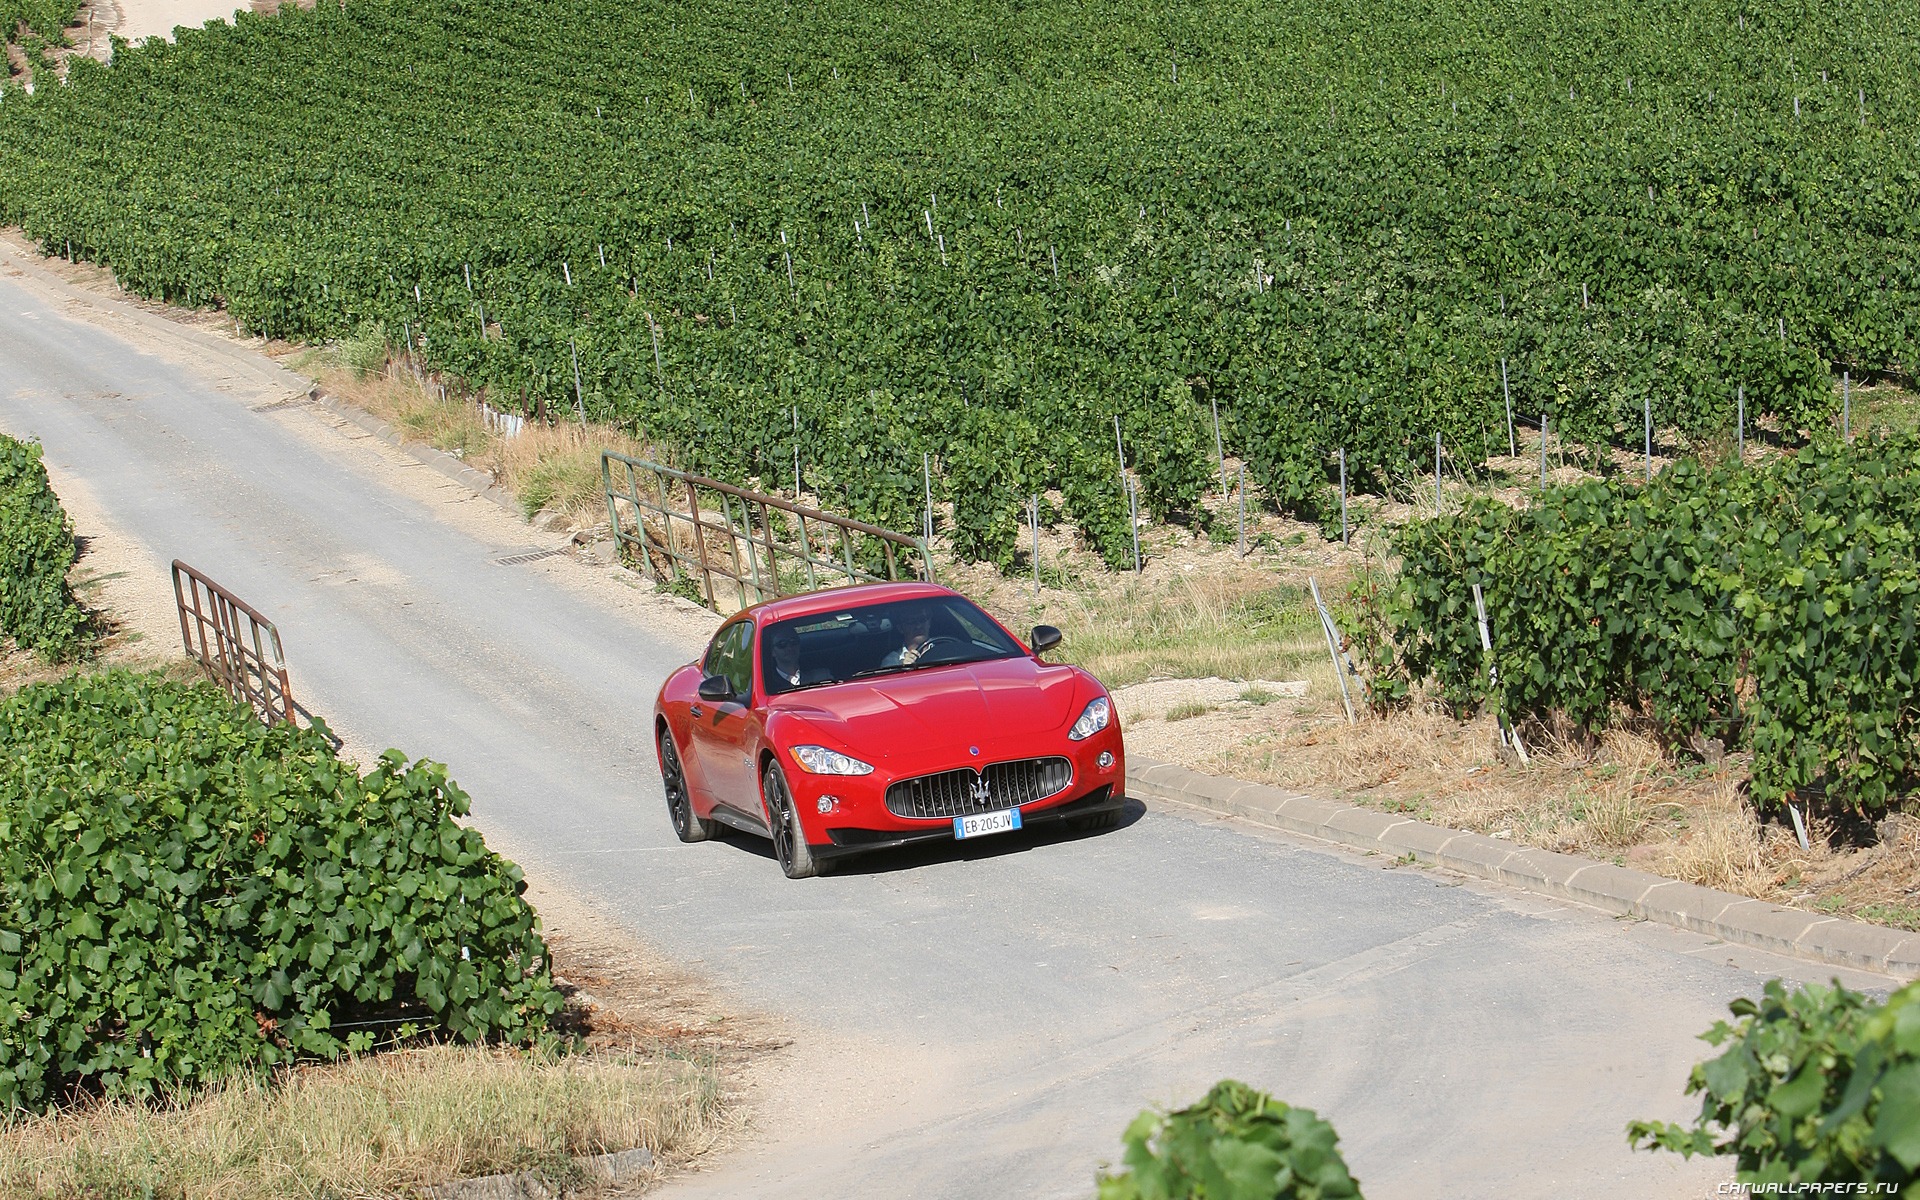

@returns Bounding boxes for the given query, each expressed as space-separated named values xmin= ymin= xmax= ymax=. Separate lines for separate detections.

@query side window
xmin=702 ymin=622 xmax=753 ymax=697
xmin=702 ymin=625 xmax=733 ymax=678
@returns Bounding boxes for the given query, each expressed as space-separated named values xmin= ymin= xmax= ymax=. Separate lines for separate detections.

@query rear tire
xmin=659 ymin=727 xmax=714 ymax=843
xmin=761 ymin=761 xmax=821 ymax=879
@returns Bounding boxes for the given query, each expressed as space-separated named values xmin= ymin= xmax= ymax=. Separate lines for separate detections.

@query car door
xmin=689 ymin=619 xmax=761 ymax=821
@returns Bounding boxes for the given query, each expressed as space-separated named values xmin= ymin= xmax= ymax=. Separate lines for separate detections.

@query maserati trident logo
xmin=969 ymin=774 xmax=991 ymax=805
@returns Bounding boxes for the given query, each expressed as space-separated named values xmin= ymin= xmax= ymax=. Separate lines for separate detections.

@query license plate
xmin=954 ymin=808 xmax=1023 ymax=840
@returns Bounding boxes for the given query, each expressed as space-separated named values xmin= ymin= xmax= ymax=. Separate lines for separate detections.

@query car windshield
xmin=760 ymin=595 xmax=1025 ymax=695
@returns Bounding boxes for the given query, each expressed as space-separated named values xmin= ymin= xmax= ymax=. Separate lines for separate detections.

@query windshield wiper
xmin=848 ymin=652 xmax=990 ymax=680
xmin=848 ymin=664 xmax=916 ymax=680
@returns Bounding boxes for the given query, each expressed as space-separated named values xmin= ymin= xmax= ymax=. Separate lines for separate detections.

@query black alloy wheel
xmin=660 ymin=727 xmax=713 ymax=843
xmin=761 ymin=760 xmax=820 ymax=879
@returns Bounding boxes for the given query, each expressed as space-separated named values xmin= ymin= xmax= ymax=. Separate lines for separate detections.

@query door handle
xmin=689 ymin=704 xmax=704 ymax=718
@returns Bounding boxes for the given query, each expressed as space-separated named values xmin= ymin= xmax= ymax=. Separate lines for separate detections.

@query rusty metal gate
xmin=171 ymin=560 xmax=296 ymax=725
xmin=602 ymin=452 xmax=930 ymax=613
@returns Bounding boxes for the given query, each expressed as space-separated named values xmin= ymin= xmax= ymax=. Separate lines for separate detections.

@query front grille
xmin=885 ymin=756 xmax=1073 ymax=820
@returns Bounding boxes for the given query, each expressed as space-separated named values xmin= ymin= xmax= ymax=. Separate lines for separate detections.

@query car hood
xmin=770 ymin=656 xmax=1089 ymax=763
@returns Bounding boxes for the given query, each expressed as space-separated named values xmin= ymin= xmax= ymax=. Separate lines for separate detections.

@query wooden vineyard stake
xmin=1237 ymin=466 xmax=1247 ymax=557
xmin=1126 ymin=478 xmax=1142 ymax=574
xmin=1309 ymin=577 xmax=1356 ymax=725
xmin=1211 ymin=397 xmax=1226 ymax=496
xmin=923 ymin=453 xmax=934 ymax=547
xmin=1339 ymin=448 xmax=1348 ymax=545
xmin=569 ymin=338 xmax=587 ymax=425
xmin=1501 ymin=358 xmax=1515 ymax=456
xmin=1434 ymin=433 xmax=1442 ymax=515
xmin=1473 ymin=583 xmax=1528 ymax=763
xmin=1540 ymin=413 xmax=1548 ymax=486
xmin=1030 ymin=495 xmax=1041 ymax=596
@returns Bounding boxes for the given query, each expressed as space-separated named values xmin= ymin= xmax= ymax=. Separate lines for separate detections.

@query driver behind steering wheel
xmin=880 ymin=605 xmax=937 ymax=668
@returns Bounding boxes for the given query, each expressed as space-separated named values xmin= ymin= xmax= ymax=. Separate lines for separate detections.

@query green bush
xmin=1360 ymin=434 xmax=1920 ymax=813
xmin=1098 ymin=1080 xmax=1363 ymax=1200
xmin=1629 ymin=978 xmax=1920 ymax=1187
xmin=0 ymin=670 xmax=564 ymax=1113
xmin=0 ymin=432 xmax=89 ymax=661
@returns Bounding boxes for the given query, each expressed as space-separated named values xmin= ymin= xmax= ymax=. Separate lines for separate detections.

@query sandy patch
xmin=40 ymin=460 xmax=184 ymax=651
xmin=109 ymin=0 xmax=247 ymax=44
xmin=1112 ymin=675 xmax=1306 ymax=724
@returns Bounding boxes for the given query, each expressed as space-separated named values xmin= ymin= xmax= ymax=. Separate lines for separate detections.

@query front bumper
xmin=786 ymin=728 xmax=1126 ymax=861
xmin=813 ymin=785 xmax=1126 ymax=861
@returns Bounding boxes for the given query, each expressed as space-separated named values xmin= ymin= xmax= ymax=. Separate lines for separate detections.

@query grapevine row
xmin=1358 ymin=434 xmax=1920 ymax=813
xmin=0 ymin=0 xmax=1913 ymax=564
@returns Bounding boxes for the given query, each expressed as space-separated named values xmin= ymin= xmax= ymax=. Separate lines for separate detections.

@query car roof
xmin=741 ymin=580 xmax=960 ymax=627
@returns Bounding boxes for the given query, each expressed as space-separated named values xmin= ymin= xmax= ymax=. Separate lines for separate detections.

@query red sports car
xmin=652 ymin=581 xmax=1127 ymax=878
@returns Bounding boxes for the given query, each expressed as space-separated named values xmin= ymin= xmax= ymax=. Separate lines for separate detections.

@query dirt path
xmin=103 ymin=0 xmax=247 ymax=45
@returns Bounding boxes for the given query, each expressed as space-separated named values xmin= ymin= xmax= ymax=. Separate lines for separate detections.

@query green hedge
xmin=0 ymin=432 xmax=88 ymax=661
xmin=1355 ymin=433 xmax=1920 ymax=814
xmin=1631 ymin=979 xmax=1920 ymax=1187
xmin=0 ymin=670 xmax=563 ymax=1113
xmin=1099 ymin=1080 xmax=1363 ymax=1200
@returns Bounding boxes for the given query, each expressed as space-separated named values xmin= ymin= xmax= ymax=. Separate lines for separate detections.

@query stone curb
xmin=424 ymin=1147 xmax=654 ymax=1200
xmin=311 ymin=389 xmax=525 ymax=516
xmin=1127 ymin=757 xmax=1920 ymax=981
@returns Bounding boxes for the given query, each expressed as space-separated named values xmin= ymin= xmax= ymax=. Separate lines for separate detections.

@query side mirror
xmin=1031 ymin=625 xmax=1063 ymax=654
xmin=697 ymin=674 xmax=734 ymax=703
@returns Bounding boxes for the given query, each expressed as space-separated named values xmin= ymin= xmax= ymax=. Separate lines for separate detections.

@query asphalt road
xmin=0 ymin=246 xmax=1890 ymax=1199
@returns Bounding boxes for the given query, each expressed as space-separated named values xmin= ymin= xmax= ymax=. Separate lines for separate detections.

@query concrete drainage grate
xmin=492 ymin=547 xmax=571 ymax=566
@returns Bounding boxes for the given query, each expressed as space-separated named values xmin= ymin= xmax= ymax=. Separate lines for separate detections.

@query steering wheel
xmin=906 ymin=635 xmax=964 ymax=662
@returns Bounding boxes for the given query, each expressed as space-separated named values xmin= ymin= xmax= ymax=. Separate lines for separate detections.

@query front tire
xmin=660 ymin=727 xmax=714 ymax=843
xmin=761 ymin=761 xmax=821 ymax=879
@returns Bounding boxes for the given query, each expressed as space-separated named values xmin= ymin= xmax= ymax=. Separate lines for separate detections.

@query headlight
xmin=1068 ymin=696 xmax=1111 ymax=741
xmin=790 ymin=745 xmax=875 ymax=775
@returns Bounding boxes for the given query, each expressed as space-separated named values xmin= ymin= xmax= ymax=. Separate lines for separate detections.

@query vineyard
xmin=1 ymin=0 xmax=71 ymax=46
xmin=1361 ymin=432 xmax=1920 ymax=815
xmin=0 ymin=0 xmax=1915 ymax=563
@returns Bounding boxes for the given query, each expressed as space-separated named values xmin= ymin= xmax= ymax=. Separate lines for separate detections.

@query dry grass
xmin=1644 ymin=774 xmax=1766 ymax=893
xmin=1230 ymin=716 xmax=1681 ymax=857
xmin=1187 ymin=704 xmax=1920 ymax=929
xmin=298 ymin=351 xmax=658 ymax=531
xmin=1 ymin=1045 xmax=725 ymax=1200
xmin=1001 ymin=568 xmax=1335 ymax=698
xmin=1852 ymin=375 xmax=1920 ymax=438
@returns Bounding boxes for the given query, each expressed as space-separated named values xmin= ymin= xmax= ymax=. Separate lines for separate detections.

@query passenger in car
xmin=768 ymin=628 xmax=831 ymax=689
